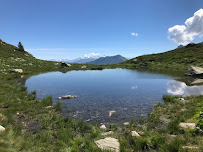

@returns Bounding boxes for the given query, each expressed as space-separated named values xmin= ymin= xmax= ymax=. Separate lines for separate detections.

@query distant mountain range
xmin=86 ymin=55 xmax=127 ymax=65
xmin=50 ymin=57 xmax=98 ymax=64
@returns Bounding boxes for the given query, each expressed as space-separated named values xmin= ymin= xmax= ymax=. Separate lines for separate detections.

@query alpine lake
xmin=25 ymin=68 xmax=203 ymax=125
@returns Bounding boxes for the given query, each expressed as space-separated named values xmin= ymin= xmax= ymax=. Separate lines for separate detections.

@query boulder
xmin=95 ymin=137 xmax=120 ymax=152
xmin=100 ymin=124 xmax=106 ymax=129
xmin=186 ymin=66 xmax=203 ymax=77
xmin=58 ymin=95 xmax=77 ymax=100
xmin=0 ymin=125 xmax=5 ymax=132
xmin=179 ymin=122 xmax=195 ymax=129
xmin=131 ymin=131 xmax=140 ymax=137
xmin=10 ymin=69 xmax=23 ymax=73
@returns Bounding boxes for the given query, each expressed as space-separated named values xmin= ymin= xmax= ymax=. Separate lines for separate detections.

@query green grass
xmin=123 ymin=42 xmax=203 ymax=72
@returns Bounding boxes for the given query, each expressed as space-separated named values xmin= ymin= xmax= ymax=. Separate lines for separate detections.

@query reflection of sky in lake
xmin=25 ymin=69 xmax=203 ymax=124
xmin=167 ymin=80 xmax=203 ymax=96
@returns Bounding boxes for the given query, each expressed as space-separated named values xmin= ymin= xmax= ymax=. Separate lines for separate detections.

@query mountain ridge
xmin=86 ymin=55 xmax=127 ymax=65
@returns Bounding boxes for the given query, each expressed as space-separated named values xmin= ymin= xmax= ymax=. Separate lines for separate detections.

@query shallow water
xmin=25 ymin=69 xmax=203 ymax=124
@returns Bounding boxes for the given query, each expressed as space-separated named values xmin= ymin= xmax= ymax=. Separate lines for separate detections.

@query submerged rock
xmin=186 ymin=66 xmax=203 ymax=77
xmin=10 ymin=69 xmax=23 ymax=73
xmin=95 ymin=137 xmax=120 ymax=152
xmin=179 ymin=122 xmax=195 ymax=129
xmin=58 ymin=95 xmax=77 ymax=100
xmin=109 ymin=110 xmax=116 ymax=117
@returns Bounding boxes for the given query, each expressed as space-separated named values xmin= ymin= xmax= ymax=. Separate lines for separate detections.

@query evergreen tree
xmin=18 ymin=42 xmax=24 ymax=51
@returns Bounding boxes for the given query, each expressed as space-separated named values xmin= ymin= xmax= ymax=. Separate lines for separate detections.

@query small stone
xmin=109 ymin=110 xmax=116 ymax=117
xmin=44 ymin=106 xmax=53 ymax=109
xmin=0 ymin=125 xmax=5 ymax=132
xmin=95 ymin=137 xmax=120 ymax=152
xmin=58 ymin=95 xmax=77 ymax=100
xmin=131 ymin=131 xmax=140 ymax=137
xmin=179 ymin=122 xmax=195 ymax=129
xmin=100 ymin=124 xmax=106 ymax=129
xmin=81 ymin=66 xmax=87 ymax=69
xmin=101 ymin=131 xmax=113 ymax=136
xmin=123 ymin=122 xmax=129 ymax=126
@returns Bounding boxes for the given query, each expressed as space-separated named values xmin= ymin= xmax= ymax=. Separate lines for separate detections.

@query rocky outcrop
xmin=58 ymin=95 xmax=77 ymax=100
xmin=95 ymin=137 xmax=120 ymax=152
xmin=179 ymin=122 xmax=196 ymax=129
xmin=10 ymin=69 xmax=23 ymax=73
xmin=60 ymin=63 xmax=71 ymax=67
xmin=186 ymin=66 xmax=203 ymax=77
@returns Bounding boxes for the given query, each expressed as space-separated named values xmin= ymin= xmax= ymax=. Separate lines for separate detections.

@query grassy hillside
xmin=123 ymin=42 xmax=203 ymax=71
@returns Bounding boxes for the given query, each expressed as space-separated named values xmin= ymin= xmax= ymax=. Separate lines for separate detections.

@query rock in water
xmin=109 ymin=110 xmax=116 ymax=117
xmin=10 ymin=69 xmax=23 ymax=73
xmin=58 ymin=95 xmax=77 ymax=100
xmin=95 ymin=137 xmax=120 ymax=152
xmin=0 ymin=125 xmax=5 ymax=132
xmin=179 ymin=122 xmax=195 ymax=129
xmin=186 ymin=66 xmax=203 ymax=77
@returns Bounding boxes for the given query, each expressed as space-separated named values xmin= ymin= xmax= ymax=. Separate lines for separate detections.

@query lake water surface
xmin=25 ymin=69 xmax=203 ymax=124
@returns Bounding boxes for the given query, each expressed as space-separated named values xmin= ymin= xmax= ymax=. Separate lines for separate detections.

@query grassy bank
xmin=1 ymin=41 xmax=203 ymax=151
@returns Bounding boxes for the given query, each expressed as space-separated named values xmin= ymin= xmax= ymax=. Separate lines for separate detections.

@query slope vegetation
xmin=124 ymin=43 xmax=203 ymax=70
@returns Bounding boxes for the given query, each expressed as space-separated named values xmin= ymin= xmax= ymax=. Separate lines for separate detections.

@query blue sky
xmin=0 ymin=0 xmax=203 ymax=59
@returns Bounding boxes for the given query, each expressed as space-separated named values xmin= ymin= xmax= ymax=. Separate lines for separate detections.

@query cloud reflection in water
xmin=167 ymin=80 xmax=203 ymax=96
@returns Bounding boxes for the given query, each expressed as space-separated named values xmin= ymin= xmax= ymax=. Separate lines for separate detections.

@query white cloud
xmin=131 ymin=32 xmax=139 ymax=37
xmin=167 ymin=80 xmax=203 ymax=96
xmin=168 ymin=8 xmax=203 ymax=45
xmin=84 ymin=52 xmax=100 ymax=58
